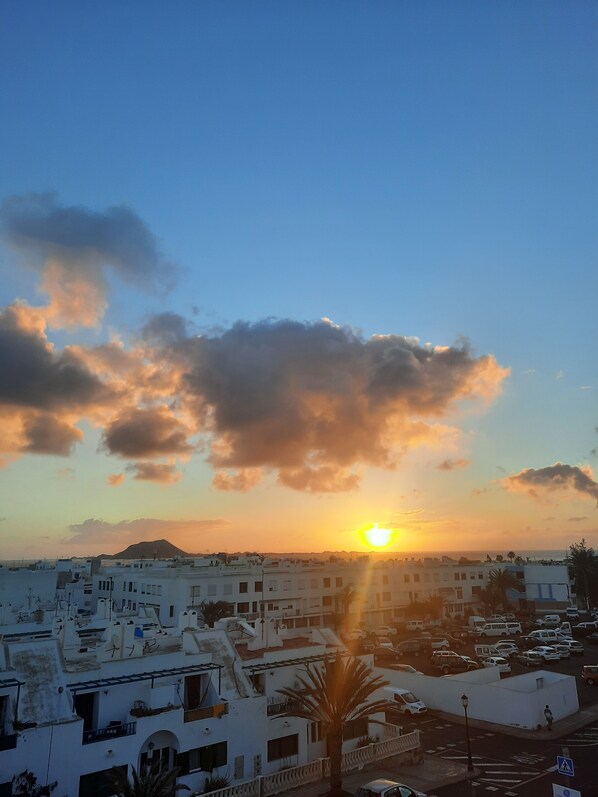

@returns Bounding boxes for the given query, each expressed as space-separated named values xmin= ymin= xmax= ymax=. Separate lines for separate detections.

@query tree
xmin=11 ymin=771 xmax=56 ymax=797
xmin=198 ymin=600 xmax=233 ymax=628
xmin=334 ymin=584 xmax=358 ymax=631
xmin=567 ymin=539 xmax=598 ymax=610
xmin=277 ymin=653 xmax=389 ymax=796
xmin=507 ymin=551 xmax=516 ymax=563
xmin=109 ymin=762 xmax=189 ymax=797
xmin=475 ymin=587 xmax=499 ymax=616
xmin=487 ymin=568 xmax=523 ymax=610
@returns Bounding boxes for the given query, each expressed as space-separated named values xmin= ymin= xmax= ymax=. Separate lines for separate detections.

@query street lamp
xmin=461 ymin=693 xmax=474 ymax=772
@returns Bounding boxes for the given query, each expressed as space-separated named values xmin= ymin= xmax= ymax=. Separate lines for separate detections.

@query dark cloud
xmin=436 ymin=458 xmax=470 ymax=471
xmin=0 ymin=305 xmax=111 ymax=410
xmin=142 ymin=312 xmax=189 ymax=345
xmin=1 ymin=193 xmax=175 ymax=327
xmin=177 ymin=319 xmax=507 ymax=491
xmin=568 ymin=517 xmax=588 ymax=522
xmin=127 ymin=461 xmax=181 ymax=484
xmin=21 ymin=413 xmax=82 ymax=456
xmin=102 ymin=407 xmax=192 ymax=458
xmin=504 ymin=463 xmax=598 ymax=506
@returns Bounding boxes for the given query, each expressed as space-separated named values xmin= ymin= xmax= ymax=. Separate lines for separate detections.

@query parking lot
xmin=368 ymin=633 xmax=598 ymax=708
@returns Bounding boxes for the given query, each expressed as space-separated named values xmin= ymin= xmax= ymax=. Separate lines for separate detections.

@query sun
xmin=364 ymin=523 xmax=393 ymax=549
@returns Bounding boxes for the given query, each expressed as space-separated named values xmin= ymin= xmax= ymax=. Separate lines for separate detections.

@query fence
xmin=191 ymin=729 xmax=421 ymax=797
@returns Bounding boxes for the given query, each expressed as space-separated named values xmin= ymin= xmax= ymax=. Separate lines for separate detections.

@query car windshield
xmin=401 ymin=692 xmax=418 ymax=703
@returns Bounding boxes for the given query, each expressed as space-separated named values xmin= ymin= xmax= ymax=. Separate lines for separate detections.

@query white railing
xmin=192 ymin=730 xmax=420 ymax=797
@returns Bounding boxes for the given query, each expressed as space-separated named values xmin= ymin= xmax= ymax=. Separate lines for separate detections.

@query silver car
xmin=355 ymin=779 xmax=427 ymax=797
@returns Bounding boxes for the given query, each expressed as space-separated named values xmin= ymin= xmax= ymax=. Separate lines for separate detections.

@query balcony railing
xmin=183 ymin=702 xmax=228 ymax=723
xmin=0 ymin=733 xmax=17 ymax=751
xmin=82 ymin=721 xmax=136 ymax=744
xmin=267 ymin=698 xmax=299 ymax=717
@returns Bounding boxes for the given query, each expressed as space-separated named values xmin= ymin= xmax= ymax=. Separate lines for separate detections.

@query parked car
xmin=442 ymin=633 xmax=466 ymax=649
xmin=355 ymin=778 xmax=427 ymax=797
xmin=384 ymin=687 xmax=427 ymax=716
xmin=430 ymin=637 xmax=450 ymax=650
xmin=551 ymin=643 xmax=571 ymax=659
xmin=572 ymin=622 xmax=598 ymax=638
xmin=395 ymin=638 xmax=430 ymax=656
xmin=482 ymin=656 xmax=511 ymax=673
xmin=375 ymin=637 xmax=395 ymax=649
xmin=344 ymin=629 xmax=367 ymax=641
xmin=502 ymin=613 xmax=517 ymax=622
xmin=515 ymin=651 xmax=544 ymax=667
xmin=494 ymin=641 xmax=519 ymax=657
xmin=557 ymin=639 xmax=585 ymax=655
xmin=582 ymin=665 xmax=598 ymax=685
xmin=372 ymin=645 xmax=400 ymax=660
xmin=530 ymin=646 xmax=560 ymax=662
xmin=374 ymin=626 xmax=398 ymax=638
xmin=386 ymin=664 xmax=423 ymax=674
xmin=565 ymin=608 xmax=580 ymax=620
xmin=431 ymin=651 xmax=478 ymax=673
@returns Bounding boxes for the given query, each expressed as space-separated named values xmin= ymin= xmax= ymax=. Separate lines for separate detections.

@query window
xmin=413 ymin=573 xmax=420 ymax=583
xmin=336 ymin=577 xmax=343 ymax=587
xmin=237 ymin=602 xmax=249 ymax=613
xmin=404 ymin=575 xmax=410 ymax=584
xmin=255 ymin=581 xmax=263 ymax=592
xmin=191 ymin=585 xmax=201 ymax=600
xmin=309 ymin=721 xmax=323 ymax=743
xmin=454 ymin=573 xmax=460 ymax=581
xmin=268 ymin=734 xmax=298 ymax=762
xmin=323 ymin=577 xmax=331 ymax=588
xmin=269 ymin=580 xmax=278 ymax=592
xmin=181 ymin=741 xmax=228 ymax=773
xmin=322 ymin=596 xmax=333 ymax=607
xmin=79 ymin=766 xmax=127 ymax=797
xmin=382 ymin=575 xmax=388 ymax=585
xmin=460 ymin=573 xmax=466 ymax=581
xmin=169 ymin=605 xmax=174 ymax=618
xmin=382 ymin=592 xmax=391 ymax=602
xmin=455 ymin=588 xmax=463 ymax=600
xmin=239 ymin=582 xmax=248 ymax=594
xmin=208 ymin=584 xmax=217 ymax=596
xmin=470 ymin=572 xmax=476 ymax=579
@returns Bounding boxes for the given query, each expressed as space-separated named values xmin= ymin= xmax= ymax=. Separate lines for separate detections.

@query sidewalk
xmin=287 ymin=705 xmax=598 ymax=796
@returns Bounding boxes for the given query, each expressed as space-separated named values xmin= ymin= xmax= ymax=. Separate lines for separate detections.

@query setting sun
xmin=365 ymin=523 xmax=393 ymax=548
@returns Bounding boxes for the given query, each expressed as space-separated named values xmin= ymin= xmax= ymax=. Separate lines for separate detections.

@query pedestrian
xmin=544 ymin=705 xmax=553 ymax=730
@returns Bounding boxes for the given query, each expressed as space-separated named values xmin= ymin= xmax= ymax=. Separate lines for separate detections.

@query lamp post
xmin=461 ymin=693 xmax=474 ymax=773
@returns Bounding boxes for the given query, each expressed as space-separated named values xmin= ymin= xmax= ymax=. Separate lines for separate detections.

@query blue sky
xmin=0 ymin=1 xmax=596 ymax=558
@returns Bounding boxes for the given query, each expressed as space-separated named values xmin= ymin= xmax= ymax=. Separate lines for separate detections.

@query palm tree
xmin=277 ymin=653 xmax=389 ymax=796
xmin=507 ymin=551 xmax=516 ymax=563
xmin=567 ymin=539 xmax=598 ymax=610
xmin=475 ymin=587 xmax=499 ymax=616
xmin=109 ymin=762 xmax=189 ymax=797
xmin=198 ymin=600 xmax=233 ymax=628
xmin=334 ymin=584 xmax=358 ymax=631
xmin=487 ymin=568 xmax=523 ymax=610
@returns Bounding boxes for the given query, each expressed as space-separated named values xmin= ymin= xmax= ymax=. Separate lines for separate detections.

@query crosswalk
xmin=426 ymin=747 xmax=545 ymax=793
xmin=558 ymin=724 xmax=598 ymax=746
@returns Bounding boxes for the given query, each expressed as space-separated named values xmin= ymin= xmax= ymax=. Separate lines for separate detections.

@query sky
xmin=0 ymin=1 xmax=597 ymax=559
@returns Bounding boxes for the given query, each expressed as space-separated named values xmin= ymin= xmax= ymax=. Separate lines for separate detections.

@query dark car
xmin=442 ymin=633 xmax=466 ymax=649
xmin=519 ymin=635 xmax=541 ymax=649
xmin=586 ymin=632 xmax=598 ymax=645
xmin=395 ymin=638 xmax=431 ymax=657
xmin=431 ymin=651 xmax=478 ymax=674
xmin=572 ymin=622 xmax=598 ymax=638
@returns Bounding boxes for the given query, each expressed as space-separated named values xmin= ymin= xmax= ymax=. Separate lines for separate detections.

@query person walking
xmin=544 ymin=705 xmax=553 ymax=730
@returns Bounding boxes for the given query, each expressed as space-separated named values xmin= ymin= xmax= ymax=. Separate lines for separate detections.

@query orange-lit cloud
xmin=107 ymin=473 xmax=125 ymax=487
xmin=504 ymin=463 xmax=598 ymax=506
xmin=102 ymin=406 xmax=193 ymax=458
xmin=1 ymin=193 xmax=175 ymax=328
xmin=213 ymin=468 xmax=262 ymax=492
xmin=437 ymin=458 xmax=470 ymax=471
xmin=127 ymin=461 xmax=182 ymax=484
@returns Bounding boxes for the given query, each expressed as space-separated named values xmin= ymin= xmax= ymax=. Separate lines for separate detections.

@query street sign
xmin=552 ymin=785 xmax=581 ymax=797
xmin=557 ymin=755 xmax=575 ymax=777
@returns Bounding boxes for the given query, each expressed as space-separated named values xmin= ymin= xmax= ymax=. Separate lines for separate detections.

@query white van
xmin=405 ymin=620 xmax=425 ymax=632
xmin=475 ymin=643 xmax=500 ymax=659
xmin=468 ymin=615 xmax=486 ymax=631
xmin=529 ymin=629 xmax=560 ymax=643
xmin=478 ymin=621 xmax=509 ymax=638
xmin=384 ymin=687 xmax=427 ymax=716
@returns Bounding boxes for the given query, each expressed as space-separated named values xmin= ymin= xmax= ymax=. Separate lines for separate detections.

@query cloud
xmin=436 ymin=458 xmax=470 ymax=471
xmin=127 ymin=461 xmax=181 ymax=484
xmin=504 ymin=463 xmax=598 ymax=506
xmin=0 ymin=304 xmax=111 ymax=410
xmin=102 ymin=406 xmax=193 ymax=458
xmin=107 ymin=473 xmax=125 ymax=487
xmin=1 ymin=193 xmax=175 ymax=328
xmin=175 ymin=318 xmax=508 ymax=492
xmin=472 ymin=487 xmax=489 ymax=496
xmin=65 ymin=516 xmax=231 ymax=546
xmin=568 ymin=516 xmax=588 ymax=522
xmin=213 ymin=468 xmax=262 ymax=492
xmin=21 ymin=413 xmax=83 ymax=455
xmin=555 ymin=370 xmax=565 ymax=380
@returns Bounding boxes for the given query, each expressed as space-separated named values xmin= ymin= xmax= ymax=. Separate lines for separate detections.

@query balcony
xmin=183 ymin=702 xmax=228 ymax=723
xmin=0 ymin=733 xmax=17 ymax=751
xmin=82 ymin=721 xmax=136 ymax=744
xmin=267 ymin=698 xmax=299 ymax=717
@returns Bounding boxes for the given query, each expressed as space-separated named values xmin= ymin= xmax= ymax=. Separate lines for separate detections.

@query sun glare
xmin=364 ymin=523 xmax=393 ymax=548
